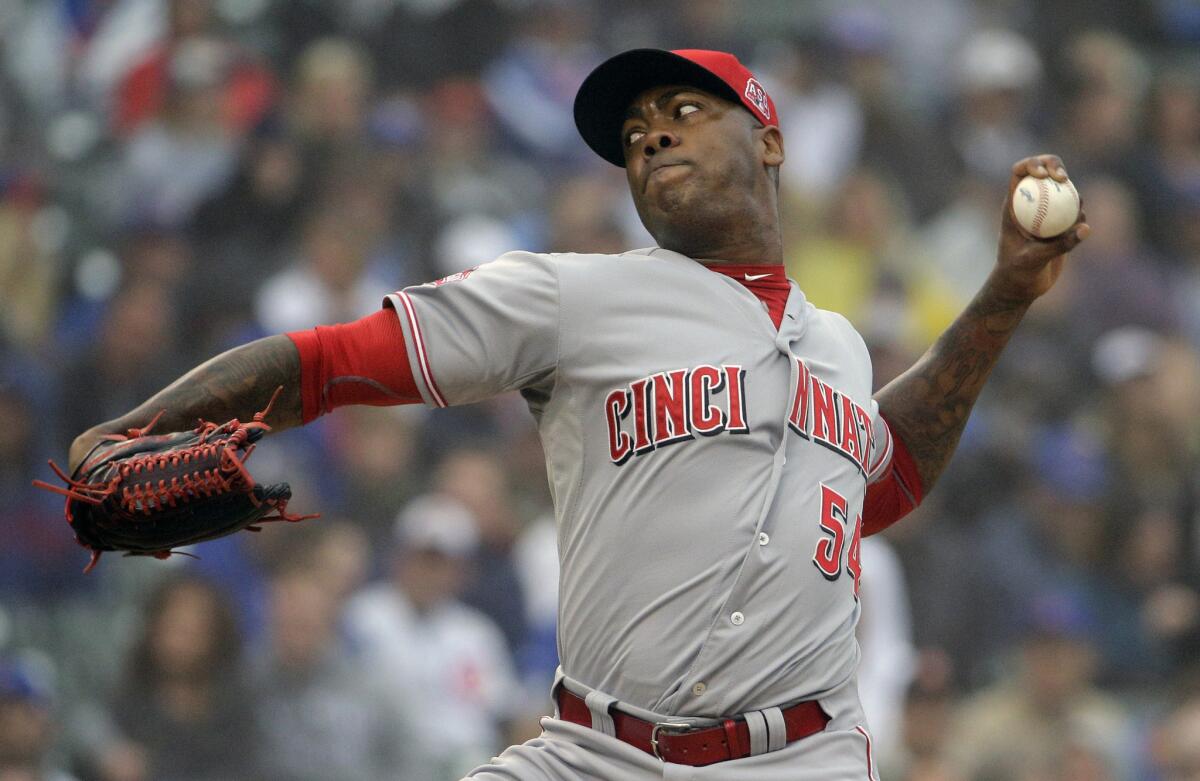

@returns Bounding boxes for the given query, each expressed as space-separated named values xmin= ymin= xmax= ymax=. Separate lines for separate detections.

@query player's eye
xmin=677 ymin=103 xmax=701 ymax=117
xmin=626 ymin=129 xmax=646 ymax=146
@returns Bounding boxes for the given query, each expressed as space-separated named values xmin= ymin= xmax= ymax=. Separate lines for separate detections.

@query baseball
xmin=1011 ymin=174 xmax=1081 ymax=238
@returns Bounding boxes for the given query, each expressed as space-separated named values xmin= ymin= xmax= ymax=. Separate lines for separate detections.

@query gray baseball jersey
xmin=385 ymin=247 xmax=893 ymax=768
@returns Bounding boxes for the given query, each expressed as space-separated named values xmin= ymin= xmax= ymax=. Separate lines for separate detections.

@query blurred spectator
xmin=254 ymin=208 xmax=391 ymax=333
xmin=0 ymin=175 xmax=61 ymax=350
xmin=1168 ymin=190 xmax=1200 ymax=346
xmin=1139 ymin=63 xmax=1200 ymax=255
xmin=113 ymin=0 xmax=274 ymax=137
xmin=1053 ymin=31 xmax=1150 ymax=183
xmin=1051 ymin=176 xmax=1177 ymax=344
xmin=344 ymin=494 xmax=520 ymax=781
xmin=119 ymin=37 xmax=247 ymax=227
xmin=881 ymin=663 xmax=956 ymax=781
xmin=250 ymin=565 xmax=424 ymax=781
xmin=1152 ymin=692 xmax=1200 ymax=781
xmin=856 ymin=536 xmax=917 ymax=766
xmin=288 ymin=38 xmax=372 ymax=149
xmin=328 ymin=406 xmax=425 ymax=547
xmin=190 ymin=122 xmax=309 ymax=256
xmin=90 ymin=574 xmax=257 ymax=781
xmin=60 ymin=282 xmax=188 ymax=446
xmin=186 ymin=125 xmax=311 ymax=342
xmin=941 ymin=592 xmax=1134 ymax=781
xmin=3 ymin=0 xmax=163 ymax=119
xmin=762 ymin=33 xmax=864 ymax=210
xmin=919 ymin=170 xmax=1005 ymax=308
xmin=118 ymin=230 xmax=194 ymax=293
xmin=434 ymin=449 xmax=531 ymax=657
xmin=423 ymin=78 xmax=545 ymax=230
xmin=482 ymin=2 xmax=599 ymax=164
xmin=787 ymin=168 xmax=958 ymax=348
xmin=308 ymin=520 xmax=373 ymax=603
xmin=826 ymin=8 xmax=952 ymax=220
xmin=1094 ymin=328 xmax=1200 ymax=510
xmin=1112 ymin=506 xmax=1200 ymax=679
xmin=511 ymin=513 xmax=558 ymax=705
xmin=0 ymin=380 xmax=82 ymax=598
xmin=916 ymin=29 xmax=1043 ymax=313
xmin=360 ymin=0 xmax=516 ymax=90
xmin=545 ymin=174 xmax=629 ymax=255
xmin=969 ymin=423 xmax=1152 ymax=680
xmin=0 ymin=656 xmax=78 ymax=781
xmin=948 ymin=29 xmax=1043 ymax=184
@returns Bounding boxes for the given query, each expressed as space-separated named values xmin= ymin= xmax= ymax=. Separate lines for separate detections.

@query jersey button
xmin=758 ymin=532 xmax=770 ymax=546
xmin=692 ymin=682 xmax=707 ymax=696
xmin=731 ymin=611 xmax=745 ymax=626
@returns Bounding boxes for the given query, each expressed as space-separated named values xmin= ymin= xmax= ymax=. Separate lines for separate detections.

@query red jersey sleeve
xmin=862 ymin=418 xmax=924 ymax=537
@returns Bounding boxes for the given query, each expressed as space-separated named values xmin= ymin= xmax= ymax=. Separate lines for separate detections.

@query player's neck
xmin=663 ymin=225 xmax=783 ymax=266
xmin=658 ymin=199 xmax=783 ymax=265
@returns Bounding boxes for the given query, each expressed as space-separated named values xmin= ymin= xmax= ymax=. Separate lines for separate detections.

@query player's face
xmin=621 ymin=84 xmax=781 ymax=257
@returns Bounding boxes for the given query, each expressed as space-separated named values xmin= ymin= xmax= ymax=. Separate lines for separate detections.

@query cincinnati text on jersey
xmin=604 ymin=360 xmax=874 ymax=475
xmin=788 ymin=356 xmax=875 ymax=476
xmin=605 ymin=364 xmax=748 ymax=465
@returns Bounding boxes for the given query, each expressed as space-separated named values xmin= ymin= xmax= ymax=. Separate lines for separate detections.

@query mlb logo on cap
xmin=744 ymin=78 xmax=770 ymax=120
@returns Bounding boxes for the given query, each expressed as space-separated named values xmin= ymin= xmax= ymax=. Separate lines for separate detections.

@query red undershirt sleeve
xmin=862 ymin=419 xmax=925 ymax=537
xmin=286 ymin=308 xmax=422 ymax=424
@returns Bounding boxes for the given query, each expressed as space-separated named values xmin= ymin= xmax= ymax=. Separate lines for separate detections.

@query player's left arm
xmin=873 ymin=154 xmax=1090 ymax=500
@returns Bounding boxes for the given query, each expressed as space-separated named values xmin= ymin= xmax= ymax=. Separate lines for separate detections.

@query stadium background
xmin=1 ymin=0 xmax=1199 ymax=779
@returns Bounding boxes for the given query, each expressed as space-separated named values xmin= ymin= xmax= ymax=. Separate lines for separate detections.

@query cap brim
xmin=573 ymin=49 xmax=741 ymax=167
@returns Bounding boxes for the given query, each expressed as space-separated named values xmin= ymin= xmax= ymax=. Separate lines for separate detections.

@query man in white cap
xmin=344 ymin=495 xmax=520 ymax=781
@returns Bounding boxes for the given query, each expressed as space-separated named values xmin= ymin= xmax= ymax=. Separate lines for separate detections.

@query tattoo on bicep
xmin=876 ymin=290 xmax=1029 ymax=491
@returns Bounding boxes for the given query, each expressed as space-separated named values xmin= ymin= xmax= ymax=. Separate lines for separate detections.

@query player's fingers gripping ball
xmin=33 ymin=388 xmax=316 ymax=572
xmin=1012 ymin=174 xmax=1081 ymax=238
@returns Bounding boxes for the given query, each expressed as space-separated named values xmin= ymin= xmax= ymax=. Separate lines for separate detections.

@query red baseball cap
xmin=573 ymin=48 xmax=779 ymax=167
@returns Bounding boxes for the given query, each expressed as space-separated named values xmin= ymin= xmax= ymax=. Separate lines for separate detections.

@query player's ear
xmin=757 ymin=125 xmax=784 ymax=170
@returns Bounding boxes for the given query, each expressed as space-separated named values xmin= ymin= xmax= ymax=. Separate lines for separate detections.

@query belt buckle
xmin=650 ymin=721 xmax=694 ymax=761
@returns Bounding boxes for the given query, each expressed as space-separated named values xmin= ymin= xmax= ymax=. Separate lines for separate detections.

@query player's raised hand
xmin=993 ymin=154 xmax=1091 ymax=302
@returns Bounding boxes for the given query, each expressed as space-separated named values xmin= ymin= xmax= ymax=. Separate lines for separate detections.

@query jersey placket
xmin=665 ymin=285 xmax=810 ymax=714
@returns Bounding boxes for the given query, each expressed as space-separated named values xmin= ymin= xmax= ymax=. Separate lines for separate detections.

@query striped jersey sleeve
xmin=864 ymin=400 xmax=894 ymax=485
xmin=384 ymin=251 xmax=560 ymax=407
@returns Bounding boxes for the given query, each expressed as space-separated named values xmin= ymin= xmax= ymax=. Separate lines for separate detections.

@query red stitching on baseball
xmin=1031 ymin=178 xmax=1050 ymax=234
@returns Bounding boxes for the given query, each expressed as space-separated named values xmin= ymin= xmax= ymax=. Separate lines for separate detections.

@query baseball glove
xmin=33 ymin=388 xmax=315 ymax=572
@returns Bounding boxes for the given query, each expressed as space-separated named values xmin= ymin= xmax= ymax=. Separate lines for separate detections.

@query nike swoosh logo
xmin=744 ymin=273 xmax=772 ymax=281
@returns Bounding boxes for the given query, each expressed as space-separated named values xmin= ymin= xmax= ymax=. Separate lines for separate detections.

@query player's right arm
xmin=67 ymin=251 xmax=560 ymax=474
xmin=873 ymin=155 xmax=1089 ymax=496
xmin=68 ymin=335 xmax=303 ymax=472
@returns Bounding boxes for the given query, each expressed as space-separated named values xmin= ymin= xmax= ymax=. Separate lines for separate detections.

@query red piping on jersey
xmin=854 ymin=726 xmax=877 ymax=780
xmin=393 ymin=291 xmax=448 ymax=407
xmin=287 ymin=309 xmax=422 ymax=424
xmin=862 ymin=418 xmax=923 ymax=537
xmin=866 ymin=419 xmax=894 ymax=478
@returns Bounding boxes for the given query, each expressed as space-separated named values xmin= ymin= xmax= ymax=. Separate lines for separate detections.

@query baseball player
xmin=65 ymin=49 xmax=1089 ymax=779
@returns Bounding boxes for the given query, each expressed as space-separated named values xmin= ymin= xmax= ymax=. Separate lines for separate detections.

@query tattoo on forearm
xmin=874 ymin=282 xmax=1032 ymax=494
xmin=97 ymin=335 xmax=302 ymax=437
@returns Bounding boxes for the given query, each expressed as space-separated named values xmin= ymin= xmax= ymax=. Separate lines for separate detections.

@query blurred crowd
xmin=0 ymin=0 xmax=1198 ymax=779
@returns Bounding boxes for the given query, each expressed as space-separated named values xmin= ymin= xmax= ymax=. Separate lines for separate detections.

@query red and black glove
xmin=34 ymin=389 xmax=315 ymax=572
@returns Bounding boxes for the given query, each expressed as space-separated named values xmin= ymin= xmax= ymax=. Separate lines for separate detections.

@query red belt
xmin=555 ymin=686 xmax=830 ymax=767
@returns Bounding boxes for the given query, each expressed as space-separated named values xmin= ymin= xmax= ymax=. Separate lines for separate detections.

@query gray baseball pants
xmin=465 ymin=716 xmax=880 ymax=780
